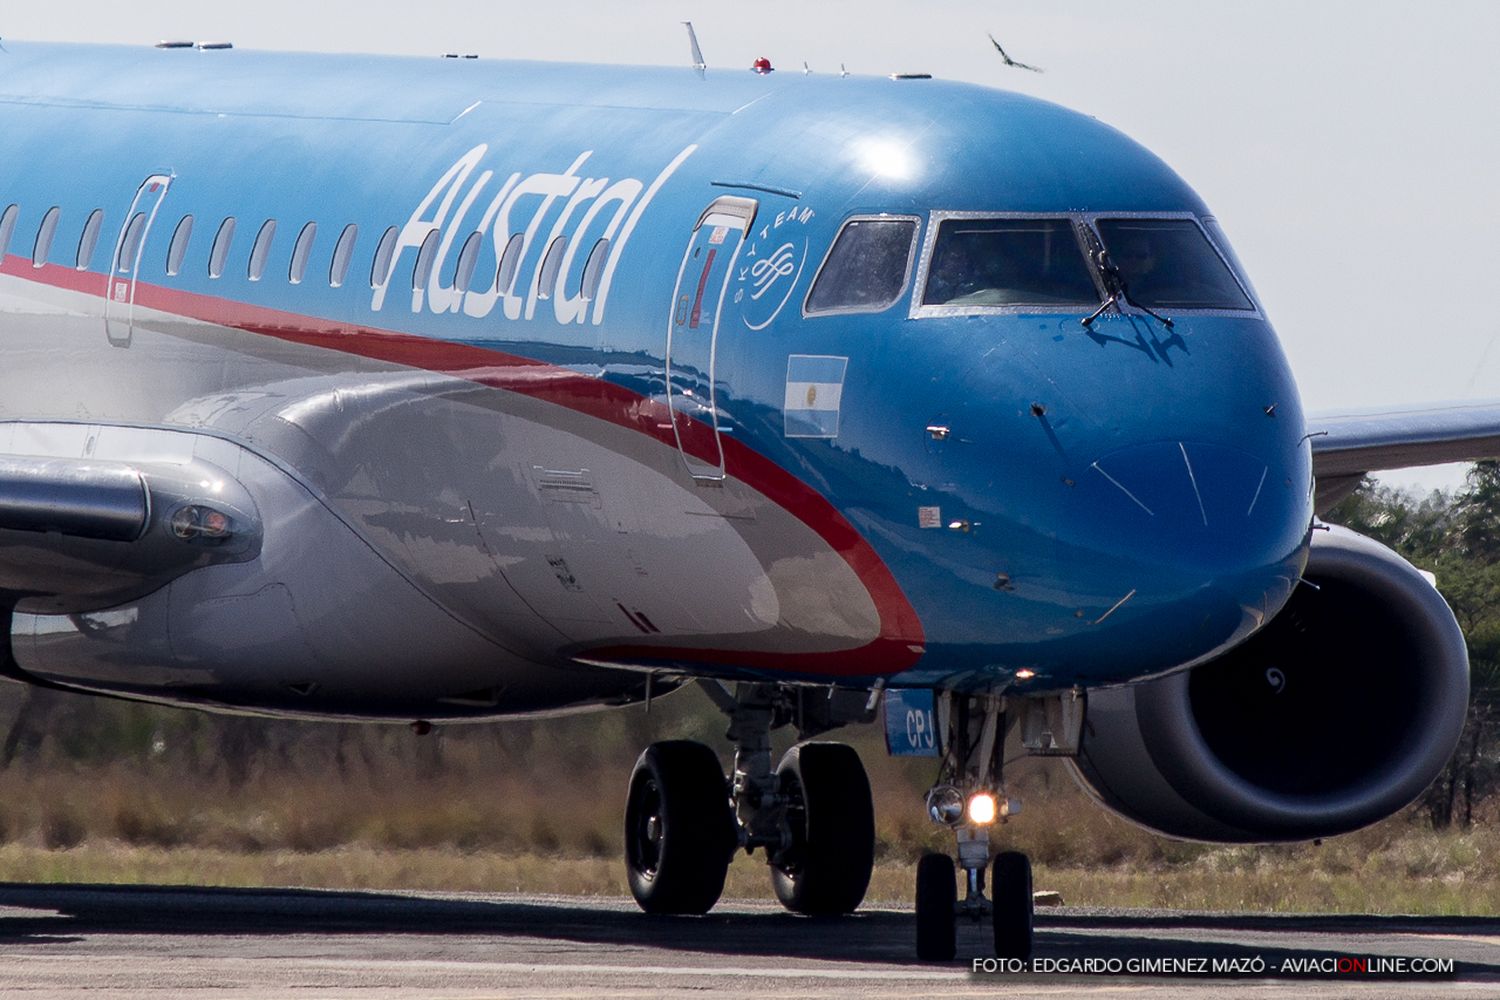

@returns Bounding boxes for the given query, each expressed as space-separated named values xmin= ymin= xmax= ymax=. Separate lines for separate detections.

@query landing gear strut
xmin=915 ymin=693 xmax=1033 ymax=961
xmin=624 ymin=681 xmax=877 ymax=917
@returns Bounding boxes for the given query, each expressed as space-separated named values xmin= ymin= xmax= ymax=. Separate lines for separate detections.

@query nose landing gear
xmin=915 ymin=693 xmax=1033 ymax=961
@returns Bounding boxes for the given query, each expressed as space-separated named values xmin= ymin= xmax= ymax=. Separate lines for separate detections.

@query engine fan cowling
xmin=1069 ymin=524 xmax=1470 ymax=842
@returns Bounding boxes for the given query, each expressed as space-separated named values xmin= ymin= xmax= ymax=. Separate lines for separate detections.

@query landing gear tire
xmin=992 ymin=850 xmax=1034 ymax=958
xmin=624 ymin=740 xmax=735 ymax=915
xmin=769 ymin=741 xmax=874 ymax=915
xmin=915 ymin=852 xmax=957 ymax=961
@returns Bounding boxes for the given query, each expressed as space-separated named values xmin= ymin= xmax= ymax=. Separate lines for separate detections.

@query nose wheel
xmin=914 ymin=849 xmax=1035 ymax=961
xmin=915 ymin=853 xmax=958 ymax=960
xmin=992 ymin=850 xmax=1034 ymax=958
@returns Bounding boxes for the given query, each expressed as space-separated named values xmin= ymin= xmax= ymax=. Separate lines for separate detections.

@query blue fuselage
xmin=0 ymin=43 xmax=1312 ymax=715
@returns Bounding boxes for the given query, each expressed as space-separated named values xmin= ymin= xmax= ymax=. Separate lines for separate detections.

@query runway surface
xmin=0 ymin=883 xmax=1495 ymax=998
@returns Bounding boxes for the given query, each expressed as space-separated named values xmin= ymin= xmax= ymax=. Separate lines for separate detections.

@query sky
xmin=6 ymin=1 xmax=1497 ymax=492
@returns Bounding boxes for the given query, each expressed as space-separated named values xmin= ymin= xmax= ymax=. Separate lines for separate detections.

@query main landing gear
xmin=915 ymin=693 xmax=1033 ymax=961
xmin=624 ymin=681 xmax=877 ymax=917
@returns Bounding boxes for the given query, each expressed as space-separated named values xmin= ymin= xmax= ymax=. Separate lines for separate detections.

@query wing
xmin=1309 ymin=399 xmax=1500 ymax=512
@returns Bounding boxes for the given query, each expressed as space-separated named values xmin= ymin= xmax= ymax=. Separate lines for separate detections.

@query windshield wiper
xmin=1081 ymin=247 xmax=1174 ymax=330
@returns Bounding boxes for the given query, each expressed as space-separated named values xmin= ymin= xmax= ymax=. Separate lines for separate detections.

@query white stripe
xmin=785 ymin=380 xmax=843 ymax=411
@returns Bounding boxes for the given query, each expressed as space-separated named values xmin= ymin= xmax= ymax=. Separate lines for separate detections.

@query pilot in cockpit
xmin=1114 ymin=235 xmax=1159 ymax=294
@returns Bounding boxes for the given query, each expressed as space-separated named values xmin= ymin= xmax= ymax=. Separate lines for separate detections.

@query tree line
xmin=1328 ymin=463 xmax=1500 ymax=828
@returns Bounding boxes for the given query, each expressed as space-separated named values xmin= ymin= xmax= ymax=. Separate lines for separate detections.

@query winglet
xmin=682 ymin=21 xmax=706 ymax=78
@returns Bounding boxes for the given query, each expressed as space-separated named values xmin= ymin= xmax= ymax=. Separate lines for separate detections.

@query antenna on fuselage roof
xmin=682 ymin=21 xmax=706 ymax=79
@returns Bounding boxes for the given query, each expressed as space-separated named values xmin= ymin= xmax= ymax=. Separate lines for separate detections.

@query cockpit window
xmin=1201 ymin=217 xmax=1260 ymax=308
xmin=805 ymin=217 xmax=917 ymax=316
xmin=921 ymin=218 xmax=1096 ymax=307
xmin=1095 ymin=218 xmax=1252 ymax=310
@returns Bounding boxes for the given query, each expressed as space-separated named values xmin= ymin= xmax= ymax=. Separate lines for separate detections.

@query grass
xmin=0 ymin=683 xmax=1494 ymax=915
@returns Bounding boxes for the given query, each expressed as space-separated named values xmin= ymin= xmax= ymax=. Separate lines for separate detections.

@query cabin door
xmin=104 ymin=173 xmax=173 ymax=347
xmin=665 ymin=196 xmax=757 ymax=481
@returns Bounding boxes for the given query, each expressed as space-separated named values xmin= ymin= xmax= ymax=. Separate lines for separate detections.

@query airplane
xmin=0 ymin=38 xmax=1485 ymax=962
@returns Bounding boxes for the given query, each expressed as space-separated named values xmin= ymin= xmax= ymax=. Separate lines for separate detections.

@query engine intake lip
xmin=1074 ymin=524 xmax=1469 ymax=842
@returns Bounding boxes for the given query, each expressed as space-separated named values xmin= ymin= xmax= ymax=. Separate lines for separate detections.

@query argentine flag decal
xmin=784 ymin=354 xmax=848 ymax=439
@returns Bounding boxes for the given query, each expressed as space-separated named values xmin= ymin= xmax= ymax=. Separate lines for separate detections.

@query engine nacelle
xmin=1069 ymin=524 xmax=1469 ymax=842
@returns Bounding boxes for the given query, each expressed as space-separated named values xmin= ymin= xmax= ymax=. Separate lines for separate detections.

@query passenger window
xmin=580 ymin=238 xmax=610 ymax=301
xmin=248 ymin=220 xmax=276 ymax=281
xmin=495 ymin=233 xmax=525 ymax=294
xmin=1095 ymin=218 xmax=1252 ymax=310
xmin=806 ymin=217 xmax=917 ymax=315
xmin=536 ymin=236 xmax=566 ymax=300
xmin=370 ymin=226 xmax=397 ymax=288
xmin=330 ymin=224 xmax=357 ymax=287
xmin=166 ymin=216 xmax=193 ymax=276
xmin=412 ymin=229 xmax=439 ymax=289
xmin=0 ymin=204 xmax=17 ymax=260
xmin=209 ymin=218 xmax=236 ymax=278
xmin=33 ymin=206 xmax=61 ymax=268
xmin=453 ymin=231 xmax=481 ymax=294
xmin=922 ymin=218 xmax=1095 ymax=308
xmin=289 ymin=222 xmax=316 ymax=284
xmin=76 ymin=209 xmax=104 ymax=271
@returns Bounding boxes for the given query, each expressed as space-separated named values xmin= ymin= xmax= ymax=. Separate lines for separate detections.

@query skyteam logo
xmin=784 ymin=354 xmax=848 ymax=439
xmin=737 ymin=205 xmax=815 ymax=332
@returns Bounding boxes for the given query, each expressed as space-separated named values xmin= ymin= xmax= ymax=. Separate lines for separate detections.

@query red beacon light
xmin=751 ymin=57 xmax=774 ymax=74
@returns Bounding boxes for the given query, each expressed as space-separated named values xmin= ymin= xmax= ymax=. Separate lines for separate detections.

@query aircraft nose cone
xmin=1069 ymin=439 xmax=1310 ymax=653
xmin=1089 ymin=440 xmax=1302 ymax=571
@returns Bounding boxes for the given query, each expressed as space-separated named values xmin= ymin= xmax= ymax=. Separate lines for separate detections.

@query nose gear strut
xmin=916 ymin=692 xmax=1034 ymax=961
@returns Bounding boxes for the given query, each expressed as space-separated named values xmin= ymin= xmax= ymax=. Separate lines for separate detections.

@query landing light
xmin=967 ymin=792 xmax=998 ymax=825
xmin=1015 ymin=668 xmax=1036 ymax=681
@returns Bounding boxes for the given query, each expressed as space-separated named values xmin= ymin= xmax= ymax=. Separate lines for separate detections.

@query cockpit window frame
xmin=909 ymin=210 xmax=1262 ymax=321
xmin=801 ymin=212 xmax=922 ymax=319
